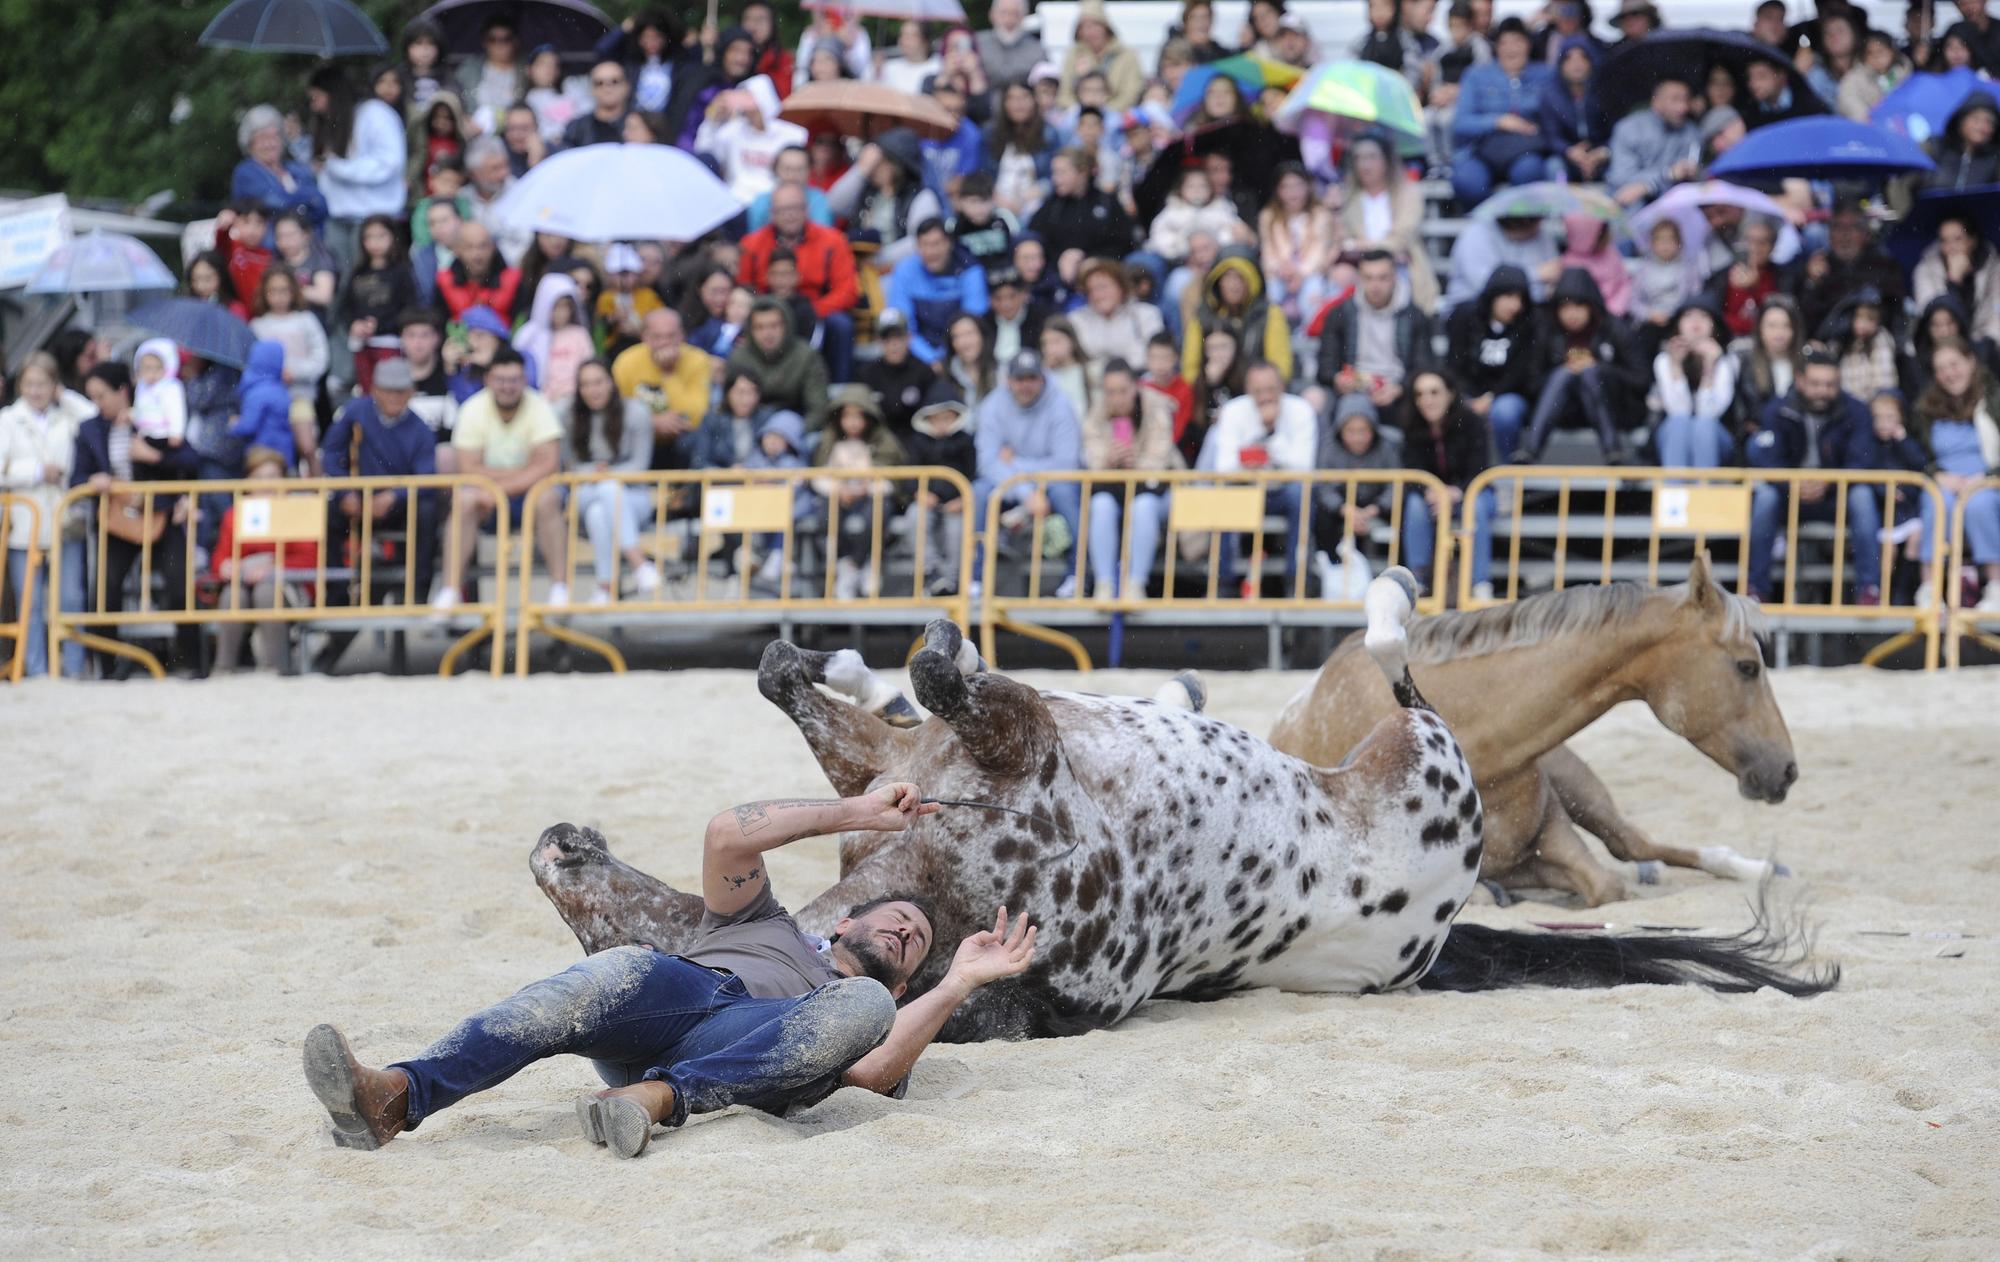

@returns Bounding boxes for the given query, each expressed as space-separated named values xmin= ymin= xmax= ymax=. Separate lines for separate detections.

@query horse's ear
xmin=1685 ymin=551 xmax=1724 ymax=615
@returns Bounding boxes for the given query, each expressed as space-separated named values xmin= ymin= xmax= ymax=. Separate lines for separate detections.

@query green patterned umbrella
xmin=1272 ymin=60 xmax=1426 ymax=155
xmin=1471 ymin=182 xmax=1626 ymax=225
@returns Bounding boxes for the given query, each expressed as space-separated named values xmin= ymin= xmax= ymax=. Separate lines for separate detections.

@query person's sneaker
xmin=1914 ymin=581 xmax=1936 ymax=609
xmin=632 ymin=564 xmax=661 ymax=597
xmin=1053 ymin=574 xmax=1078 ymax=599
xmin=1471 ymin=580 xmax=1495 ymax=601
xmin=1312 ymin=550 xmax=1338 ymax=601
xmin=1854 ymin=584 xmax=1881 ymax=607
xmin=429 ymin=587 xmax=461 ymax=618
xmin=303 ymin=1025 xmax=408 ymax=1151
xmin=1979 ymin=583 xmax=2000 ymax=613
xmin=835 ymin=558 xmax=862 ymax=601
xmin=924 ymin=573 xmax=958 ymax=598
xmin=1239 ymin=577 xmax=1257 ymax=601
xmin=756 ymin=550 xmax=784 ymax=587
xmin=968 ymin=579 xmax=983 ymax=601
xmin=1508 ymin=447 xmax=1534 ymax=464
xmin=547 ymin=582 xmax=570 ymax=607
xmin=590 ymin=586 xmax=613 ymax=606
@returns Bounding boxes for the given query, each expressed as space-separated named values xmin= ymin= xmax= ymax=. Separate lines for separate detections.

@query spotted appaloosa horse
xmin=534 ymin=570 xmax=1833 ymax=1042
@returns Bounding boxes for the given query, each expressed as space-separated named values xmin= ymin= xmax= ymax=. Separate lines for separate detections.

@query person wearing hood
xmin=1539 ymin=35 xmax=1609 ymax=183
xmin=668 ymin=27 xmax=757 ymax=151
xmin=1606 ymin=77 xmax=1702 ymax=208
xmin=694 ymin=74 xmax=810 ymax=205
xmin=1316 ymin=251 xmax=1434 ymax=429
xmin=1058 ymin=1 xmax=1145 ymax=109
xmin=897 ymin=380 xmax=978 ymax=595
xmin=1923 ymin=88 xmax=2000 ymax=190
xmin=1819 ymin=286 xmax=1905 ymax=402
xmin=1444 ymin=263 xmax=1538 ymax=459
xmin=884 ymin=218 xmax=990 ymax=367
xmin=1913 ymin=215 xmax=2000 ymax=346
xmin=129 ymin=338 xmax=188 ymax=449
xmin=975 ymin=349 xmax=1085 ymax=596
xmin=1080 ymin=357 xmax=1182 ymax=597
xmin=1653 ymin=297 xmax=1740 ymax=468
xmin=1441 ymin=212 xmax=1562 ymax=315
xmin=1185 ymin=249 xmax=1293 ymax=386
xmin=1310 ymin=393 xmax=1402 ymax=591
xmin=511 ymin=273 xmax=595 ymax=405
xmin=728 ymin=298 xmax=830 ymax=436
xmin=0 ymin=352 xmax=92 ymax=676
xmin=1744 ymin=347 xmax=1867 ymax=601
xmin=1517 ymin=266 xmax=1648 ymax=462
xmin=828 ymin=129 xmax=944 ymax=272
xmin=229 ymin=341 xmax=298 ymax=467
xmin=1558 ymin=210 xmax=1633 ymax=318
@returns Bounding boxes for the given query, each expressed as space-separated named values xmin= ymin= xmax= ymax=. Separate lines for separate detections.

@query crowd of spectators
xmin=7 ymin=0 xmax=2000 ymax=679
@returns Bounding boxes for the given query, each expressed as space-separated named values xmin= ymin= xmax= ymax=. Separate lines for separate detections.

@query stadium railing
xmin=1458 ymin=466 xmax=1948 ymax=670
xmin=46 ymin=474 xmax=511 ymax=679
xmin=976 ymin=468 xmax=1451 ymax=670
xmin=512 ymin=466 xmax=977 ymax=674
xmin=1946 ymin=475 xmax=2000 ymax=669
xmin=0 ymin=494 xmax=42 ymax=683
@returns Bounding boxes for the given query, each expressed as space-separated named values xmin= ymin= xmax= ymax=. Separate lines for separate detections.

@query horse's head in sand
xmin=1633 ymin=554 xmax=1797 ymax=803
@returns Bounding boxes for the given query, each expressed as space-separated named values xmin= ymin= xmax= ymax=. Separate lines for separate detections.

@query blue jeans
xmin=1450 ymin=148 xmax=1563 ymax=207
xmin=822 ymin=310 xmax=855 ymax=384
xmin=1486 ymin=393 xmax=1528 ymax=462
xmin=1219 ymin=482 xmax=1304 ymax=587
xmin=577 ymin=481 xmax=652 ymax=583
xmin=390 ymin=947 xmax=895 ymax=1132
xmin=7 ymin=539 xmax=87 ymax=677
xmin=1087 ymin=489 xmax=1169 ymax=596
xmin=971 ymin=475 xmax=1082 ymax=580
xmin=1656 ymin=414 xmax=1732 ymax=469
xmin=1921 ymin=483 xmax=2000 ymax=564
xmin=1748 ymin=484 xmax=1840 ymax=597
xmin=1401 ymin=487 xmax=1494 ymax=587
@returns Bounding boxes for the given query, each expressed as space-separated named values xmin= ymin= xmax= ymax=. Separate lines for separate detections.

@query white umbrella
xmin=490 ymin=144 xmax=742 ymax=244
xmin=24 ymin=230 xmax=178 ymax=295
xmin=1627 ymin=180 xmax=1802 ymax=265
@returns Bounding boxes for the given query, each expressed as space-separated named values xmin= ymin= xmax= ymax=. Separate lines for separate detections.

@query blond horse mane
xmin=1405 ymin=580 xmax=1765 ymax=666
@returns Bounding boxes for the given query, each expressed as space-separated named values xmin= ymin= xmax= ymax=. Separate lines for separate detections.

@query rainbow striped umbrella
xmin=1272 ymin=60 xmax=1426 ymax=155
xmin=1169 ymin=53 xmax=1305 ymax=126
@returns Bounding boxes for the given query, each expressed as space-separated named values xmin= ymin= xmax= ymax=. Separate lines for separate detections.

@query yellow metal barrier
xmin=1946 ymin=475 xmax=2000 ymax=668
xmin=977 ymin=468 xmax=1452 ymax=670
xmin=1459 ymin=466 xmax=1947 ymax=669
xmin=0 ymin=494 xmax=43 ymax=683
xmin=514 ymin=466 xmax=977 ymax=674
xmin=48 ymin=474 xmax=510 ymax=679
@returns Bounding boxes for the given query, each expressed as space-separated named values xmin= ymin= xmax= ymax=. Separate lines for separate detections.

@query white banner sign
xmin=0 ymin=195 xmax=72 ymax=290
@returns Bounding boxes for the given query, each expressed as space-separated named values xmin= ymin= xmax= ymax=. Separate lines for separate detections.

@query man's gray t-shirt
xmin=686 ymin=884 xmax=840 ymax=998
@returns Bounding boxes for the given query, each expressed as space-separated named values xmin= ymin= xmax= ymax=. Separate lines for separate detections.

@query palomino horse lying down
xmin=533 ymin=571 xmax=1834 ymax=1041
xmin=1271 ymin=556 xmax=1795 ymax=907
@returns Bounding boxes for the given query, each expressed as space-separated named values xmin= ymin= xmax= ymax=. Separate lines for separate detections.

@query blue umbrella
xmin=200 ymin=0 xmax=388 ymax=57
xmin=1871 ymin=67 xmax=1981 ymax=146
xmin=1709 ymin=116 xmax=1934 ymax=184
xmin=127 ymin=298 xmax=257 ymax=369
xmin=1884 ymin=183 xmax=2000 ymax=272
xmin=24 ymin=231 xmax=177 ymax=296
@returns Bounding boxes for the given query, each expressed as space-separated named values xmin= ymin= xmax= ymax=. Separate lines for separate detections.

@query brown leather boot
xmin=304 ymin=1024 xmax=409 ymax=1150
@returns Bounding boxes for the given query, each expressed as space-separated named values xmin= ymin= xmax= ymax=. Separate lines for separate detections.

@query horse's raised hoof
xmin=1479 ymin=879 xmax=1515 ymax=908
xmin=1635 ymin=860 xmax=1662 ymax=885
xmin=1154 ymin=670 xmax=1207 ymax=713
xmin=1772 ymin=861 xmax=1793 ymax=877
xmin=824 ymin=648 xmax=924 ymax=728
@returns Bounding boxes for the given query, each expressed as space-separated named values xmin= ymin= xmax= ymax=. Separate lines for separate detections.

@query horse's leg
xmin=530 ymin=823 xmax=709 ymax=957
xmin=821 ymin=646 xmax=924 ymax=728
xmin=910 ymin=620 xmax=1058 ymax=778
xmin=758 ymin=640 xmax=912 ymax=797
xmin=1524 ymin=803 xmax=1628 ymax=908
xmin=1544 ymin=744 xmax=1784 ymax=883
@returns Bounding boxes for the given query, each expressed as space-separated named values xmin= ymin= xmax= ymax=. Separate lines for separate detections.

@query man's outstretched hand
xmin=853 ymin=782 xmax=940 ymax=833
xmin=947 ymin=905 xmax=1039 ymax=991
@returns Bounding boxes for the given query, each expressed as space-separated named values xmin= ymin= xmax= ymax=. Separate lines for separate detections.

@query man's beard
xmin=836 ymin=933 xmax=905 ymax=987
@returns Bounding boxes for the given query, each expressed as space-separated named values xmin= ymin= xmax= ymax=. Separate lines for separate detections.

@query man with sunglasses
xmin=563 ymin=59 xmax=632 ymax=150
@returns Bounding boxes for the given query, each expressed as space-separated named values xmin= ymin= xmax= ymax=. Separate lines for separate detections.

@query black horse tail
xmin=1418 ymin=892 xmax=1838 ymax=997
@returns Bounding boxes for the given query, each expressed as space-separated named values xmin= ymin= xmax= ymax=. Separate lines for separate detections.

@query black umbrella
xmin=1133 ymin=118 xmax=1291 ymax=227
xmin=200 ymin=0 xmax=388 ymax=57
xmin=410 ymin=0 xmax=613 ymax=59
xmin=1595 ymin=28 xmax=1820 ymax=129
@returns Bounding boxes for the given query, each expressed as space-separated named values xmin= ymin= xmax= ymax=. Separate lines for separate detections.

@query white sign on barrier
xmin=0 ymin=194 xmax=71 ymax=290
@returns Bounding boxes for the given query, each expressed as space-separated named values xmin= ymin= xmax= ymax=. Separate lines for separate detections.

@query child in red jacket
xmin=1140 ymin=331 xmax=1195 ymax=444
xmin=214 ymin=202 xmax=274 ymax=313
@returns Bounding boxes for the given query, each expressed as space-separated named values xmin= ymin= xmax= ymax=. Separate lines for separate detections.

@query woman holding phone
xmin=1080 ymin=358 xmax=1183 ymax=598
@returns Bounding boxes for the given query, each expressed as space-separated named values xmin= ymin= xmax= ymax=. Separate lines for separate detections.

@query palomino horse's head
xmin=1640 ymin=554 xmax=1798 ymax=803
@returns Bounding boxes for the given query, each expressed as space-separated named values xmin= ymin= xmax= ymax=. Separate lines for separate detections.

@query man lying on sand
xmin=304 ymin=784 xmax=1038 ymax=1158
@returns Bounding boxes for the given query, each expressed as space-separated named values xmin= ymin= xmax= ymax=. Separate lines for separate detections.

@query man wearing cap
xmin=1451 ymin=17 xmax=1559 ymax=208
xmin=595 ymin=243 xmax=665 ymax=353
xmin=898 ymin=380 xmax=979 ymax=594
xmin=975 ymin=349 xmax=1085 ymax=597
xmin=1606 ymin=77 xmax=1701 ymax=208
xmin=319 ymin=359 xmax=444 ymax=640
xmin=740 ymin=184 xmax=860 ymax=382
xmin=982 ymin=268 xmax=1051 ymax=366
xmin=613 ymin=309 xmax=710 ymax=470
xmin=885 ymin=218 xmax=990 ymax=366
xmin=562 ymin=59 xmax=632 ymax=150
xmin=859 ymin=310 xmax=934 ymax=437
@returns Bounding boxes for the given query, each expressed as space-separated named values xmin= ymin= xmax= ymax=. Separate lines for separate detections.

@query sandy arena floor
xmin=2 ymin=664 xmax=1995 ymax=1260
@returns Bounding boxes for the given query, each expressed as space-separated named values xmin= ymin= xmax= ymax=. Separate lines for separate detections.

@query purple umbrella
xmin=1627 ymin=181 xmax=1803 ymax=265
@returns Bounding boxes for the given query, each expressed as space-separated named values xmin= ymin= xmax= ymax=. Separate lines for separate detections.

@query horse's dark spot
xmin=1284 ymin=845 xmax=1300 ymax=867
xmin=1350 ymin=876 xmax=1367 ymax=899
xmin=1434 ymin=900 xmax=1456 ymax=922
xmin=1077 ymin=868 xmax=1104 ymax=912
xmin=1405 ymin=797 xmax=1422 ymax=813
xmin=1424 ymin=766 xmax=1442 ymax=787
xmin=1360 ymin=903 xmax=1376 ymax=917
xmin=1239 ymin=854 xmax=1259 ymax=874
xmin=1440 ymin=774 xmax=1460 ymax=796
xmin=1379 ymin=890 xmax=1410 ymax=914
xmin=992 ymin=838 xmax=1024 ymax=862
xmin=1420 ymin=818 xmax=1460 ymax=848
xmin=1398 ymin=935 xmax=1419 ymax=960
xmin=1038 ymin=750 xmax=1059 ymax=787
xmin=1458 ymin=790 xmax=1478 ymax=820
xmin=1188 ymin=815 xmax=1203 ymax=830
xmin=1052 ymin=870 xmax=1075 ymax=902
xmin=1313 ymin=808 xmax=1331 ymax=826
xmin=1300 ymin=867 xmax=1320 ymax=894
xmin=1010 ymin=867 xmax=1039 ymax=901
xmin=1463 ymin=842 xmax=1484 ymax=869
xmin=1119 ymin=936 xmax=1150 ymax=983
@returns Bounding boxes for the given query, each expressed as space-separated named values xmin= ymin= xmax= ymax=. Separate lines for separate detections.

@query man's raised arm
xmin=701 ymin=784 xmax=938 ymax=916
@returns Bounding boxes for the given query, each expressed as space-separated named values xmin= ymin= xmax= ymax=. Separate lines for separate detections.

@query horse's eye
xmin=1736 ymin=659 xmax=1761 ymax=681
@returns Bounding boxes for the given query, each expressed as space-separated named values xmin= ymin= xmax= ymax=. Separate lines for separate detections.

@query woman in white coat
xmin=0 ymin=353 xmax=92 ymax=676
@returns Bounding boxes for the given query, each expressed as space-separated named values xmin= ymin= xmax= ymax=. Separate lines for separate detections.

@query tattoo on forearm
xmin=732 ymin=798 xmax=837 ymax=837
xmin=724 ymin=866 xmax=762 ymax=890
